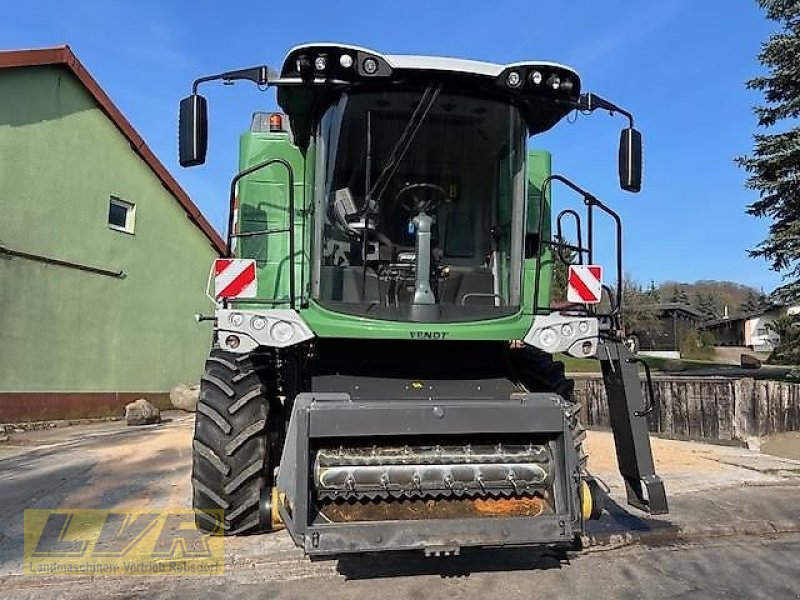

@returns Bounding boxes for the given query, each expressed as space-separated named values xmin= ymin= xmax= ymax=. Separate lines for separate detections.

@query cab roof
xmin=276 ymin=43 xmax=582 ymax=149
xmin=280 ymin=42 xmax=581 ymax=80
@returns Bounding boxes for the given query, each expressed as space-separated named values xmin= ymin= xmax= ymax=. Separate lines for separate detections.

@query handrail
xmin=626 ymin=357 xmax=656 ymax=417
xmin=227 ymin=158 xmax=296 ymax=310
xmin=555 ymin=208 xmax=585 ymax=266
xmin=531 ymin=174 xmax=624 ymax=318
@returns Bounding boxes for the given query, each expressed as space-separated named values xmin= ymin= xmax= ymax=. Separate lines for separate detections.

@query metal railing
xmin=225 ymin=158 xmax=297 ymax=310
xmin=532 ymin=174 xmax=623 ymax=319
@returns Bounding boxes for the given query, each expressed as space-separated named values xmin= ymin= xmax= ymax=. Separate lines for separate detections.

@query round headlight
xmin=561 ymin=323 xmax=574 ymax=337
xmin=529 ymin=70 xmax=543 ymax=85
xmin=251 ymin=316 xmax=267 ymax=331
xmin=578 ymin=320 xmax=590 ymax=334
xmin=548 ymin=74 xmax=561 ymax=90
xmin=539 ymin=328 xmax=558 ymax=348
xmin=362 ymin=57 xmax=379 ymax=74
xmin=225 ymin=334 xmax=240 ymax=349
xmin=507 ymin=71 xmax=522 ymax=87
xmin=229 ymin=312 xmax=244 ymax=327
xmin=314 ymin=55 xmax=327 ymax=71
xmin=270 ymin=320 xmax=294 ymax=344
xmin=339 ymin=54 xmax=354 ymax=68
xmin=560 ymin=77 xmax=574 ymax=93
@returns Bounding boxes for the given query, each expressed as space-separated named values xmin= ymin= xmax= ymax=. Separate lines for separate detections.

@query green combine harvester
xmin=178 ymin=43 xmax=668 ymax=557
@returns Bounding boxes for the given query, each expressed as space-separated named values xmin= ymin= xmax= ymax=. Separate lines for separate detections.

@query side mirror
xmin=619 ymin=127 xmax=642 ymax=193
xmin=179 ymin=94 xmax=208 ymax=167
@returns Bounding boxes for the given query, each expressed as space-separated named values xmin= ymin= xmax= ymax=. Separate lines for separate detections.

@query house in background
xmin=0 ymin=46 xmax=223 ymax=421
xmin=702 ymin=304 xmax=800 ymax=352
xmin=627 ymin=303 xmax=703 ymax=359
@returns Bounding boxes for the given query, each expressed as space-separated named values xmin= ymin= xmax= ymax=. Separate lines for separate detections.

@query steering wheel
xmin=394 ymin=183 xmax=447 ymax=215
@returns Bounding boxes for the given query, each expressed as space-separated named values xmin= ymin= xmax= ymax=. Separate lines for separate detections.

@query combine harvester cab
xmin=179 ymin=43 xmax=667 ymax=557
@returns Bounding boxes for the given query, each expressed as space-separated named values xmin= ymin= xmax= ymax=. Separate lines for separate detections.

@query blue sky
xmin=1 ymin=0 xmax=781 ymax=291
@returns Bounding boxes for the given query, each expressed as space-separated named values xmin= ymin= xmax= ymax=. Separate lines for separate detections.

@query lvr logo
xmin=24 ymin=508 xmax=223 ymax=575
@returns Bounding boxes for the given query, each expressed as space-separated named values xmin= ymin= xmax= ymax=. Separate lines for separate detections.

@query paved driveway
xmin=1 ymin=414 xmax=799 ymax=599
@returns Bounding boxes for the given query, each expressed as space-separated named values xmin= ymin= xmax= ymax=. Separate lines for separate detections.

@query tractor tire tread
xmin=192 ymin=349 xmax=276 ymax=536
xmin=516 ymin=347 xmax=588 ymax=472
xmin=197 ymin=402 xmax=232 ymax=435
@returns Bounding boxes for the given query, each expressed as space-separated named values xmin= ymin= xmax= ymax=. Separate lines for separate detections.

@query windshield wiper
xmin=367 ymin=83 xmax=443 ymax=205
xmin=359 ymin=83 xmax=442 ymax=304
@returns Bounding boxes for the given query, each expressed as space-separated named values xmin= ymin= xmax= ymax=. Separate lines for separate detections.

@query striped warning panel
xmin=213 ymin=259 xmax=257 ymax=300
xmin=567 ymin=265 xmax=603 ymax=304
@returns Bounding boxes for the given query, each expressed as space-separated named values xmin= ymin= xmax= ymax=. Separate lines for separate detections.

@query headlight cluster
xmin=292 ymin=49 xmax=390 ymax=81
xmin=537 ymin=319 xmax=593 ymax=350
xmin=227 ymin=312 xmax=295 ymax=344
xmin=270 ymin=320 xmax=295 ymax=344
xmin=502 ymin=67 xmax=575 ymax=95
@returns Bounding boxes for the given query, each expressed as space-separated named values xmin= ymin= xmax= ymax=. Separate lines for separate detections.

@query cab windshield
xmin=313 ymin=88 xmax=527 ymax=322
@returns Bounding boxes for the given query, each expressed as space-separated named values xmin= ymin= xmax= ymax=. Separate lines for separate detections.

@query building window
xmin=108 ymin=196 xmax=135 ymax=233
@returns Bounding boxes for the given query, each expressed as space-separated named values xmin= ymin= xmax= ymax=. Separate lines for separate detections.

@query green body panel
xmin=0 ymin=66 xmax=218 ymax=393
xmin=236 ymin=131 xmax=309 ymax=304
xmin=301 ymin=300 xmax=534 ymax=340
xmin=234 ymin=130 xmax=554 ymax=341
xmin=526 ymin=150 xmax=554 ymax=313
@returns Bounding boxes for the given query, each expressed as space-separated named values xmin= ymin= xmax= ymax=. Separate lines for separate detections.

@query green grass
xmin=557 ymin=354 xmax=601 ymax=373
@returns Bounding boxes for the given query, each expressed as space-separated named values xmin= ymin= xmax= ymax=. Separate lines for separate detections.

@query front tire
xmin=514 ymin=347 xmax=587 ymax=472
xmin=192 ymin=349 xmax=276 ymax=535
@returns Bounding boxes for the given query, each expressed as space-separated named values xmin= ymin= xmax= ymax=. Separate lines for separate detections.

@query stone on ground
xmin=170 ymin=383 xmax=199 ymax=412
xmin=124 ymin=398 xmax=161 ymax=426
xmin=740 ymin=353 xmax=762 ymax=369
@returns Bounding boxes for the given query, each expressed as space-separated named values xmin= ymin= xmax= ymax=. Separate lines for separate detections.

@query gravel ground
xmin=0 ymin=415 xmax=799 ymax=598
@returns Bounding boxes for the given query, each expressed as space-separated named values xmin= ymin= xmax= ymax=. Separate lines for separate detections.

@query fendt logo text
xmin=410 ymin=331 xmax=449 ymax=340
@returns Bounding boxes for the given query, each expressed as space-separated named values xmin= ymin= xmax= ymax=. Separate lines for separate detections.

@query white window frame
xmin=108 ymin=195 xmax=136 ymax=234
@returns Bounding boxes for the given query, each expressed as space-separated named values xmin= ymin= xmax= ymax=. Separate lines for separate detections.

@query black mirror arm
xmin=191 ymin=66 xmax=275 ymax=93
xmin=576 ymin=93 xmax=634 ymax=128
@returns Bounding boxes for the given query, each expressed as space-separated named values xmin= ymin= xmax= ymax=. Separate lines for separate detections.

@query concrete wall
xmin=573 ymin=375 xmax=800 ymax=442
xmin=0 ymin=65 xmax=218 ymax=420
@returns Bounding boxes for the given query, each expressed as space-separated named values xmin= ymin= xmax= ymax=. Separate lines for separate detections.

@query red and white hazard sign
xmin=567 ymin=265 xmax=603 ymax=304
xmin=213 ymin=259 xmax=257 ymax=300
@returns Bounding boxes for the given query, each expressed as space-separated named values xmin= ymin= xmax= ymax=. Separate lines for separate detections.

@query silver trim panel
xmin=524 ymin=314 xmax=599 ymax=358
xmin=216 ymin=308 xmax=314 ymax=351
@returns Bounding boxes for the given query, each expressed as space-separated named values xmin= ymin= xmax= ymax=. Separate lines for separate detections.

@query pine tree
xmin=646 ymin=280 xmax=661 ymax=303
xmin=670 ymin=287 xmax=690 ymax=305
xmin=695 ymin=294 xmax=720 ymax=322
xmin=737 ymin=1 xmax=800 ymax=302
xmin=620 ymin=278 xmax=659 ymax=336
xmin=740 ymin=290 xmax=768 ymax=314
xmin=551 ymin=236 xmax=577 ymax=303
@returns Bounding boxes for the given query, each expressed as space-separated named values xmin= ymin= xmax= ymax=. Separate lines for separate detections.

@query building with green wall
xmin=0 ymin=46 xmax=223 ymax=421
